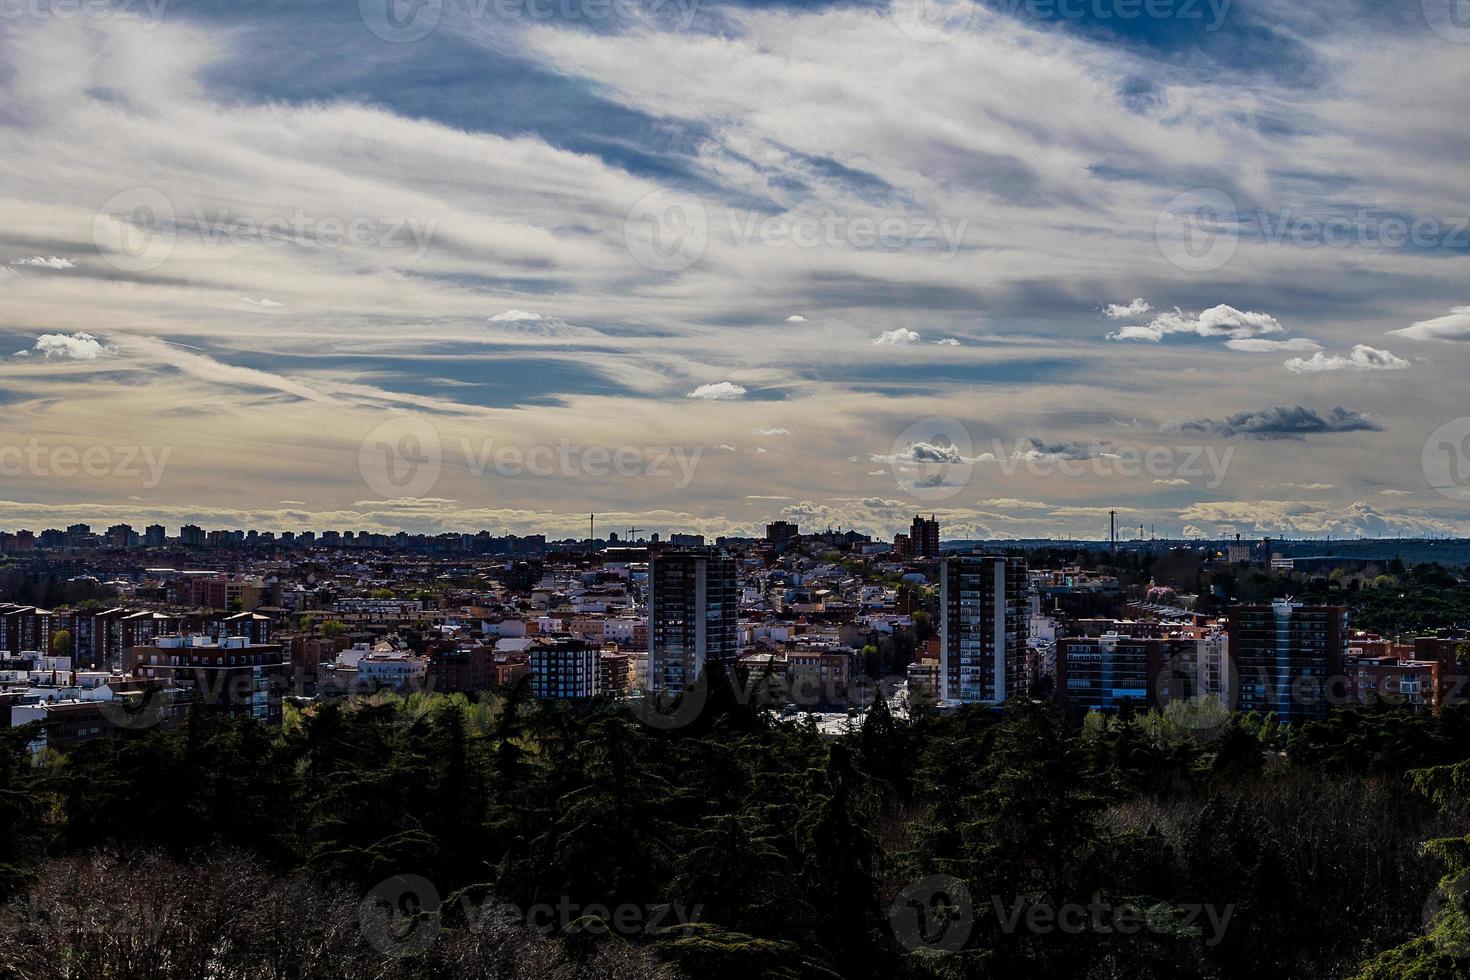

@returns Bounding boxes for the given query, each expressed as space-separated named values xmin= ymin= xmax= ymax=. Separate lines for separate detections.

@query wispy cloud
xmin=1226 ymin=337 xmax=1321 ymax=353
xmin=1390 ymin=306 xmax=1470 ymax=342
xmin=11 ymin=255 xmax=76 ymax=270
xmin=0 ymin=6 xmax=1462 ymax=538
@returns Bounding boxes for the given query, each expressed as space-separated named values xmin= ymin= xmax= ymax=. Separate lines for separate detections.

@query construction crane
xmin=626 ymin=526 xmax=645 ymax=543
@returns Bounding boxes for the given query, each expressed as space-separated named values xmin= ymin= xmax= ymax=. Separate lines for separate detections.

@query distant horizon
xmin=8 ymin=521 xmax=1470 ymax=552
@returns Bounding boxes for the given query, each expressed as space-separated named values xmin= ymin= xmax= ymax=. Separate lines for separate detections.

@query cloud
xmin=933 ymin=337 xmax=960 ymax=346
xmin=1109 ymin=305 xmax=1283 ymax=343
xmin=686 ymin=381 xmax=747 ymax=400
xmin=875 ymin=439 xmax=977 ymax=466
xmin=1104 ymin=298 xmax=1151 ymax=319
xmin=1226 ymin=337 xmax=1321 ymax=353
xmin=1379 ymin=489 xmax=1412 ymax=496
xmin=861 ymin=497 xmax=905 ymax=510
xmin=1284 ymin=345 xmax=1410 ymax=374
xmin=1109 ymin=325 xmax=1169 ymax=342
xmin=114 ymin=336 xmax=467 ymax=413
xmin=11 ymin=255 xmax=76 ymax=269
xmin=240 ymin=296 xmax=283 ymax=308
xmin=0 ymin=5 xmax=1464 ymax=539
xmin=1165 ymin=405 xmax=1382 ymax=440
xmin=781 ymin=500 xmax=837 ymax=523
xmin=1017 ymin=437 xmax=1111 ymax=460
xmin=785 ymin=314 xmax=807 ymax=323
xmin=753 ymin=427 xmax=789 ymax=436
xmin=23 ymin=332 xmax=114 ymax=361
xmin=1177 ymin=500 xmax=1464 ymax=538
xmin=978 ymin=498 xmax=1051 ymax=510
xmin=489 ymin=309 xmax=543 ymax=322
xmin=1153 ymin=478 xmax=1190 ymax=486
xmin=873 ymin=328 xmax=921 ymax=346
xmin=1390 ymin=306 xmax=1470 ymax=342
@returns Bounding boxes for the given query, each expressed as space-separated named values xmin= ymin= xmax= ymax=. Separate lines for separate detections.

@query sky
xmin=1 ymin=0 xmax=1468 ymax=541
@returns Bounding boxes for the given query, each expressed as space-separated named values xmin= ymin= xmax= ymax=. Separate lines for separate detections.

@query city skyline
xmin=7 ymin=516 xmax=1466 ymax=549
xmin=3 ymin=0 xmax=1470 ymax=541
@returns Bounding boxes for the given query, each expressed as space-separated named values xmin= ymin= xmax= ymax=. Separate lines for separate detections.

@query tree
xmin=50 ymin=629 xmax=72 ymax=658
xmin=857 ymin=687 xmax=907 ymax=797
xmin=7 ymin=679 xmax=1470 ymax=979
xmin=1354 ymin=757 xmax=1470 ymax=978
xmin=0 ymin=850 xmax=679 ymax=980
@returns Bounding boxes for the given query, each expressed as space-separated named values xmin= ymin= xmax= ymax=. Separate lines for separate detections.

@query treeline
xmin=1301 ymin=564 xmax=1470 ymax=636
xmin=4 ymin=682 xmax=1470 ymax=978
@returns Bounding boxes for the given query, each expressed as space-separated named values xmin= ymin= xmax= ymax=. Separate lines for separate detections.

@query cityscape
xmin=4 ymin=513 xmax=1467 ymax=741
xmin=4 ymin=0 xmax=1470 ymax=976
xmin=3 ymin=511 xmax=1470 ymax=976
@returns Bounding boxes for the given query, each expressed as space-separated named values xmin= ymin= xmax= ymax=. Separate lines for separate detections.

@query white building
xmin=356 ymin=652 xmax=427 ymax=692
